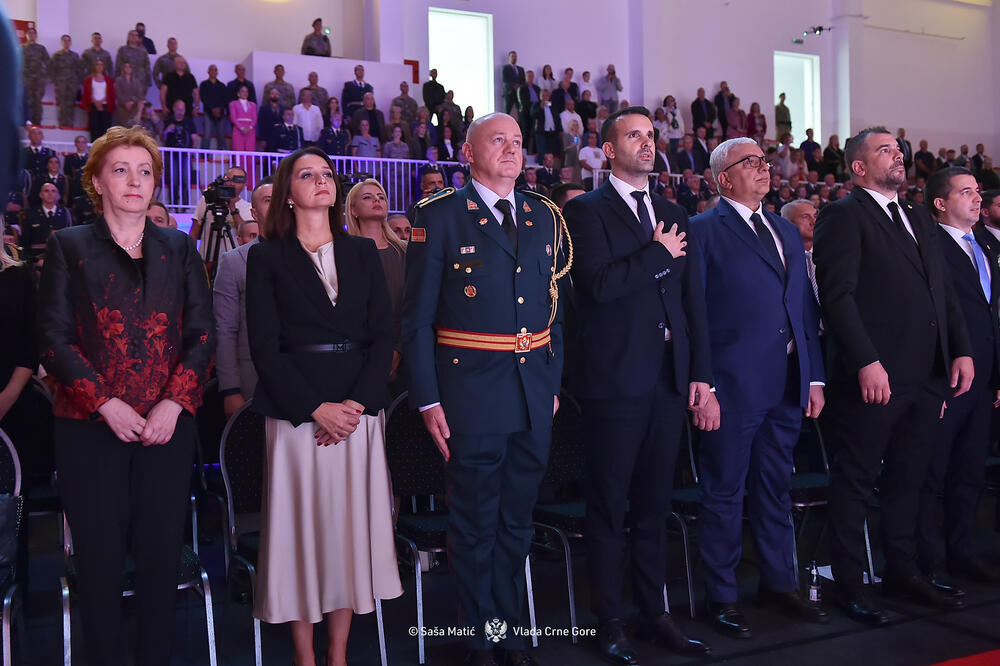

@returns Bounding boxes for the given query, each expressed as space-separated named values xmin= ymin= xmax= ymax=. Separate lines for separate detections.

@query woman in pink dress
xmin=229 ymin=84 xmax=258 ymax=176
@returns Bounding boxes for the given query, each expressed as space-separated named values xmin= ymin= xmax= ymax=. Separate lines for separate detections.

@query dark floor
xmin=17 ymin=500 xmax=1000 ymax=666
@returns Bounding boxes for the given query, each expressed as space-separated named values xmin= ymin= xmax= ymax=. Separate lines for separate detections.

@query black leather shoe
xmin=952 ymin=556 xmax=1000 ymax=583
xmin=704 ymin=601 xmax=752 ymax=639
xmin=465 ymin=649 xmax=500 ymax=666
xmin=596 ymin=619 xmax=639 ymax=665
xmin=757 ymin=587 xmax=830 ymax=623
xmin=836 ymin=590 xmax=890 ymax=626
xmin=636 ymin=613 xmax=711 ymax=656
xmin=926 ymin=571 xmax=966 ymax=597
xmin=882 ymin=574 xmax=966 ymax=608
xmin=500 ymin=648 xmax=538 ymax=666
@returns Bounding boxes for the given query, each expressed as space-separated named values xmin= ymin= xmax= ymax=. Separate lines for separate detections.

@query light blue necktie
xmin=962 ymin=232 xmax=992 ymax=302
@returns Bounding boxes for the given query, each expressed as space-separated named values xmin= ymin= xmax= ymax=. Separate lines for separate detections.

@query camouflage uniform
xmin=300 ymin=33 xmax=331 ymax=57
xmin=115 ymin=44 xmax=151 ymax=90
xmin=22 ymin=41 xmax=51 ymax=126
xmin=298 ymin=84 xmax=329 ymax=113
xmin=51 ymin=48 xmax=83 ymax=127
xmin=153 ymin=52 xmax=187 ymax=89
xmin=262 ymin=79 xmax=296 ymax=110
xmin=81 ymin=47 xmax=113 ymax=78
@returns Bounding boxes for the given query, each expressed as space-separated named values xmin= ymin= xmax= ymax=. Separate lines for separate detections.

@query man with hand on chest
xmin=403 ymin=112 xmax=568 ymax=666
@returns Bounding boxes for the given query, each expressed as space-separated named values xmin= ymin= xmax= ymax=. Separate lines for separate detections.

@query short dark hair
xmin=550 ymin=182 xmax=586 ymax=209
xmin=925 ymin=167 xmax=974 ymax=218
xmin=600 ymin=105 xmax=651 ymax=145
xmin=845 ymin=126 xmax=891 ymax=167
xmin=981 ymin=189 xmax=1000 ymax=210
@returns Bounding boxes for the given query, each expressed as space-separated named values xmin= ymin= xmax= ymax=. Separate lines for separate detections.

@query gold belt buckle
xmin=515 ymin=332 xmax=532 ymax=353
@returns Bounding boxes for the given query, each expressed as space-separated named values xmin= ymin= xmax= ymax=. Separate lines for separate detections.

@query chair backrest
xmin=195 ymin=377 xmax=225 ymax=466
xmin=384 ymin=391 xmax=447 ymax=497
xmin=0 ymin=428 xmax=22 ymax=497
xmin=539 ymin=390 xmax=587 ymax=488
xmin=219 ymin=399 xmax=266 ymax=548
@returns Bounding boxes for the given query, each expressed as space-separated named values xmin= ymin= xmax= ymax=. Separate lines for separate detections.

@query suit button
xmin=519 ymin=357 xmax=526 ymax=364
xmin=452 ymin=358 xmax=459 ymax=364
xmin=658 ymin=322 xmax=665 ymax=329
xmin=520 ymin=327 xmax=527 ymax=333
xmin=660 ymin=287 xmax=666 ymax=294
xmin=516 ymin=266 xmax=522 ymax=273
xmin=779 ymin=328 xmax=786 ymax=335
xmin=665 ymin=268 xmax=671 ymax=275
xmin=517 ymin=296 xmax=524 ymax=304
xmin=930 ymin=320 xmax=937 ymax=327
xmin=453 ymin=263 xmax=460 ymax=269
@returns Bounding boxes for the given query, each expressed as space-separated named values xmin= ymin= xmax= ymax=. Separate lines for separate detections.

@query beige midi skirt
xmin=254 ymin=412 xmax=403 ymax=624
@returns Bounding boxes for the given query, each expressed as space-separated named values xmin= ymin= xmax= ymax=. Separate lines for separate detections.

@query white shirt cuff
xmin=418 ymin=402 xmax=440 ymax=412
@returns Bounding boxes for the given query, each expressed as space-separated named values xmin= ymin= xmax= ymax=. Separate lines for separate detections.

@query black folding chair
xmin=0 ymin=427 xmax=25 ymax=666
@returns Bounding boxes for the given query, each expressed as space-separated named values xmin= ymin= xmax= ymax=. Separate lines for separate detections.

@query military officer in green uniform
xmin=81 ymin=32 xmax=113 ymax=83
xmin=51 ymin=34 xmax=83 ymax=128
xmin=403 ymin=112 xmax=571 ymax=666
xmin=114 ymin=30 xmax=151 ymax=92
xmin=22 ymin=27 xmax=50 ymax=126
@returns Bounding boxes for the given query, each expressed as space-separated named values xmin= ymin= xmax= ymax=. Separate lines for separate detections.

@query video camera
xmin=203 ymin=175 xmax=237 ymax=207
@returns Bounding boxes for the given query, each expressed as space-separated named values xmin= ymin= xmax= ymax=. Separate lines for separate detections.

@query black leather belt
xmin=281 ymin=342 xmax=359 ymax=353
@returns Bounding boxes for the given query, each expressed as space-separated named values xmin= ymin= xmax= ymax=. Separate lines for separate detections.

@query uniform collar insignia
xmin=467 ymin=199 xmax=479 ymax=211
xmin=523 ymin=201 xmax=532 ymax=213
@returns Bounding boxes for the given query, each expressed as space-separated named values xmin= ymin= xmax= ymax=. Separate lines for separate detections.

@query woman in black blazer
xmin=246 ymin=147 xmax=402 ymax=666
xmin=36 ymin=126 xmax=214 ymax=666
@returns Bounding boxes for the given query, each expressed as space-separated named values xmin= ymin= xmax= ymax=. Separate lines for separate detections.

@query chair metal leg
xmin=669 ymin=512 xmax=695 ymax=619
xmin=60 ymin=576 xmax=71 ymax=666
xmin=375 ymin=599 xmax=387 ymax=666
xmin=242 ymin=558 xmax=262 ymax=666
xmin=537 ymin=524 xmax=578 ymax=644
xmin=190 ymin=494 xmax=199 ymax=557
xmin=524 ymin=556 xmax=538 ymax=648
xmin=398 ymin=536 xmax=424 ymax=664
xmin=789 ymin=512 xmax=800 ymax=582
xmin=2 ymin=583 xmax=14 ymax=666
xmin=199 ymin=567 xmax=218 ymax=666
xmin=863 ymin=518 xmax=877 ymax=585
xmin=662 ymin=583 xmax=670 ymax=614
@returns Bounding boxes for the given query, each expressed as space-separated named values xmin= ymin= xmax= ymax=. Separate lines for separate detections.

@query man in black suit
xmin=693 ymin=126 xmax=711 ymax=167
xmin=518 ymin=70 xmax=541 ymax=153
xmin=691 ymin=88 xmax=716 ymax=139
xmin=501 ymin=50 xmax=524 ymax=116
xmin=531 ymin=90 xmax=561 ymax=159
xmin=897 ymin=127 xmax=913 ymax=177
xmin=534 ymin=152 xmax=558 ymax=190
xmin=21 ymin=127 xmax=56 ymax=179
xmin=673 ymin=135 xmax=703 ymax=174
xmin=814 ymin=127 xmax=974 ymax=625
xmin=564 ymin=106 xmax=712 ymax=664
xmin=714 ymin=82 xmax=734 ymax=139
xmin=270 ymin=108 xmax=304 ymax=153
xmin=422 ymin=69 xmax=445 ymax=119
xmin=917 ymin=168 xmax=1000 ymax=583
xmin=341 ymin=64 xmax=373 ymax=118
xmin=257 ymin=88 xmax=286 ymax=151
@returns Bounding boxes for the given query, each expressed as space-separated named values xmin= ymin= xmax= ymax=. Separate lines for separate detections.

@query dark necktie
xmin=631 ymin=190 xmax=654 ymax=240
xmin=495 ymin=199 xmax=517 ymax=252
xmin=46 ymin=210 xmax=53 ymax=219
xmin=751 ymin=212 xmax=784 ymax=274
xmin=887 ymin=201 xmax=918 ymax=248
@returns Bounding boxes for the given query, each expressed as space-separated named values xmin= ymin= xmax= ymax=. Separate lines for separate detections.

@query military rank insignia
xmin=411 ymin=228 xmax=426 ymax=242
xmin=467 ymin=200 xmax=479 ymax=211
xmin=478 ymin=218 xmax=488 ymax=226
xmin=522 ymin=202 xmax=532 ymax=213
xmin=460 ymin=246 xmax=476 ymax=254
xmin=464 ymin=285 xmax=477 ymax=298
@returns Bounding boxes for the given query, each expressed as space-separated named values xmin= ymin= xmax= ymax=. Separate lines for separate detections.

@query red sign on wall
xmin=11 ymin=20 xmax=35 ymax=44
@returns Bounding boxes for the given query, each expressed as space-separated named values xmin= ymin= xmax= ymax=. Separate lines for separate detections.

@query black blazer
xmin=690 ymin=97 xmax=715 ymax=129
xmin=813 ymin=188 xmax=971 ymax=388
xmin=937 ymin=226 xmax=1000 ymax=391
xmin=518 ymin=83 xmax=540 ymax=116
xmin=564 ymin=180 xmax=712 ymax=399
xmin=246 ymin=233 xmax=394 ymax=425
xmin=531 ymin=101 xmax=562 ymax=135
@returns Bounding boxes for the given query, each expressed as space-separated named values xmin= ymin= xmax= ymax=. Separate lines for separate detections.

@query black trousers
xmin=446 ymin=426 xmax=550 ymax=649
xmin=88 ymin=109 xmax=112 ymax=140
xmin=825 ymin=378 xmax=945 ymax=590
xmin=918 ymin=385 xmax=993 ymax=569
xmin=56 ymin=416 xmax=195 ymax=666
xmin=583 ymin=347 xmax=686 ymax=622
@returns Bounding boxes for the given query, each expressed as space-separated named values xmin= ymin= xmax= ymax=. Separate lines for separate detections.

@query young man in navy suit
xmin=689 ymin=137 xmax=828 ymax=639
xmin=565 ymin=106 xmax=713 ymax=664
xmin=918 ymin=168 xmax=1000 ymax=584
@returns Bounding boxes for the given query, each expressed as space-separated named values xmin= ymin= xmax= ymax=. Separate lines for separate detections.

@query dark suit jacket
xmin=673 ymin=149 xmax=701 ymax=174
xmin=37 ymin=217 xmax=214 ymax=419
xmin=898 ymin=138 xmax=913 ymax=170
xmin=691 ymin=97 xmax=716 ymax=130
xmin=531 ymin=101 xmax=562 ymax=135
xmin=713 ymin=92 xmax=734 ymax=126
xmin=550 ymin=84 xmax=578 ymax=114
xmin=813 ymin=188 xmax=972 ymax=389
xmin=402 ymin=183 xmax=564 ymax=434
xmin=517 ymin=83 xmax=540 ymax=116
xmin=341 ymin=79 xmax=373 ymax=115
xmin=937 ymin=226 xmax=1000 ymax=391
xmin=690 ymin=199 xmax=824 ymax=411
xmin=502 ymin=63 xmax=525 ymax=97
xmin=564 ymin=181 xmax=712 ymax=399
xmin=246 ymin=233 xmax=394 ymax=425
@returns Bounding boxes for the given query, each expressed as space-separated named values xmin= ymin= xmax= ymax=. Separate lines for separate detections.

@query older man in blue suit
xmin=689 ymin=137 xmax=828 ymax=638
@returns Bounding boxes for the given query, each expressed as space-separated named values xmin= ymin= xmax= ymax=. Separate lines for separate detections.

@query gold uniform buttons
xmin=517 ymin=296 xmax=524 ymax=304
xmin=520 ymin=327 xmax=527 ymax=334
xmin=452 ymin=357 xmax=459 ymax=364
xmin=453 ymin=263 xmax=460 ymax=269
xmin=516 ymin=266 xmax=522 ymax=273
xmin=465 ymin=267 xmax=472 ymax=273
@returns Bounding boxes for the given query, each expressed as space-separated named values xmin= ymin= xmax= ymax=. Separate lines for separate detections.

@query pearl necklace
xmin=117 ymin=231 xmax=144 ymax=252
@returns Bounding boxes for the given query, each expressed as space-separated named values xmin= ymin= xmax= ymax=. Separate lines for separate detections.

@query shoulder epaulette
xmin=415 ymin=186 xmax=456 ymax=209
xmin=520 ymin=189 xmax=557 ymax=209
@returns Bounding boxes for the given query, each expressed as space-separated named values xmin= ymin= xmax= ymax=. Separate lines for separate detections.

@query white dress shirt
xmin=292 ymin=103 xmax=323 ymax=142
xmin=939 ymin=223 xmax=991 ymax=280
xmin=862 ymin=187 xmax=917 ymax=243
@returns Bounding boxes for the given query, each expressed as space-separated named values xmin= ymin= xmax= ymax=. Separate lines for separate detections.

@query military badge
xmin=410 ymin=227 xmax=426 ymax=242
xmin=522 ymin=202 xmax=532 ymax=213
xmin=467 ymin=199 xmax=479 ymax=211
xmin=524 ymin=220 xmax=533 ymax=227
xmin=479 ymin=217 xmax=488 ymax=225
xmin=460 ymin=246 xmax=476 ymax=254
xmin=464 ymin=285 xmax=477 ymax=298
xmin=545 ymin=243 xmax=552 ymax=256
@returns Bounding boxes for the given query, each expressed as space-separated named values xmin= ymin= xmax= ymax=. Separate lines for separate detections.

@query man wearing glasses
xmin=689 ymin=138 xmax=828 ymax=638
xmin=190 ymin=165 xmax=252 ymax=261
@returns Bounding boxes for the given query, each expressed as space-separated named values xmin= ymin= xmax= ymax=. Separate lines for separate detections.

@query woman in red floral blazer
xmin=37 ymin=126 xmax=214 ymax=666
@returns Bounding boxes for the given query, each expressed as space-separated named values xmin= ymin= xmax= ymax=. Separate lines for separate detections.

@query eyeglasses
xmin=722 ymin=154 xmax=772 ymax=172
xmin=226 ymin=176 xmax=247 ymax=183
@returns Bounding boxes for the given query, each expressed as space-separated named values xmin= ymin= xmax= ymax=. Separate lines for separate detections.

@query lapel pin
xmin=524 ymin=220 xmax=533 ymax=227
xmin=523 ymin=202 xmax=532 ymax=213
xmin=467 ymin=199 xmax=479 ymax=211
xmin=460 ymin=245 xmax=476 ymax=254
xmin=478 ymin=217 xmax=488 ymax=225
xmin=464 ymin=285 xmax=477 ymax=298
